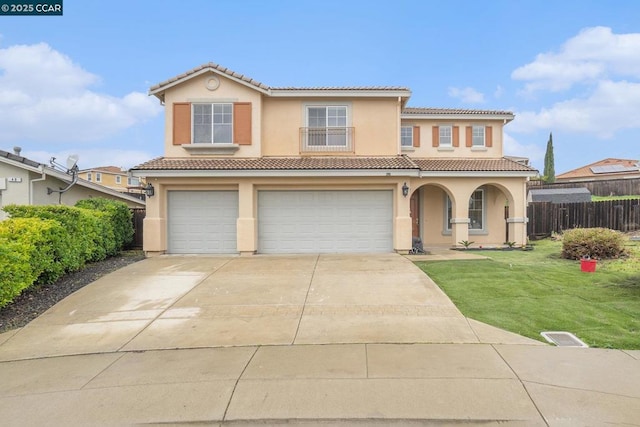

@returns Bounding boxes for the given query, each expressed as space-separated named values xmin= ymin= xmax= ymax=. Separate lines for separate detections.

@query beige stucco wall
xmin=162 ymin=73 xmax=263 ymax=158
xmin=401 ymin=119 xmax=505 ymax=158
xmin=261 ymin=97 xmax=400 ymax=156
xmin=410 ymin=176 xmax=528 ymax=247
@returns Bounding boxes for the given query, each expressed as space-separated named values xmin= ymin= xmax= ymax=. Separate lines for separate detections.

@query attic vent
xmin=541 ymin=331 xmax=588 ymax=347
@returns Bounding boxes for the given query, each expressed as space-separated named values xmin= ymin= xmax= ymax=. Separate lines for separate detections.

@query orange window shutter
xmin=466 ymin=126 xmax=473 ymax=147
xmin=413 ymin=126 xmax=421 ymax=147
xmin=453 ymin=126 xmax=460 ymax=147
xmin=233 ymin=102 xmax=252 ymax=145
xmin=485 ymin=126 xmax=493 ymax=147
xmin=432 ymin=126 xmax=439 ymax=147
xmin=173 ymin=103 xmax=191 ymax=145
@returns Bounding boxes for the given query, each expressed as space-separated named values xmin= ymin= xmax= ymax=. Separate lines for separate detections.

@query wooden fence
xmin=527 ymin=199 xmax=640 ymax=238
xmin=129 ymin=208 xmax=145 ymax=249
xmin=528 ymin=177 xmax=640 ymax=197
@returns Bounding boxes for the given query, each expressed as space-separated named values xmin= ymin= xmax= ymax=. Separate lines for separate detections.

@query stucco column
xmin=237 ymin=182 xmax=257 ymax=254
xmin=143 ymin=178 xmax=167 ymax=255
xmin=394 ymin=181 xmax=412 ymax=253
xmin=450 ymin=193 xmax=470 ymax=247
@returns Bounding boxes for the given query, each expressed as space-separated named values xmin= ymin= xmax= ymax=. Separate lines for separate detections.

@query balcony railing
xmin=300 ymin=127 xmax=354 ymax=153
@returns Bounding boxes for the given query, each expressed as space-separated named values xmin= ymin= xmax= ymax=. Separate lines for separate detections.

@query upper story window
xmin=193 ymin=103 xmax=233 ymax=144
xmin=301 ymin=105 xmax=353 ymax=152
xmin=401 ymin=126 xmax=414 ymax=147
xmin=116 ymin=175 xmax=122 ymax=184
xmin=472 ymin=125 xmax=485 ymax=147
xmin=439 ymin=125 xmax=453 ymax=147
xmin=86 ymin=172 xmax=92 ymax=181
xmin=128 ymin=177 xmax=140 ymax=186
xmin=172 ymin=102 xmax=252 ymax=148
xmin=95 ymin=172 xmax=102 ymax=183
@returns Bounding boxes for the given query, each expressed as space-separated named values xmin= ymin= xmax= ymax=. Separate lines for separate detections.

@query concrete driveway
xmin=0 ymin=254 xmax=535 ymax=360
xmin=1 ymin=254 xmax=639 ymax=425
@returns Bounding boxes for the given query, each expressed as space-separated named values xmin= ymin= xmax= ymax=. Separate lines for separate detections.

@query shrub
xmin=76 ymin=198 xmax=133 ymax=253
xmin=561 ymin=228 xmax=626 ymax=260
xmin=3 ymin=204 xmax=93 ymax=270
xmin=0 ymin=217 xmax=67 ymax=284
xmin=0 ymin=238 xmax=36 ymax=308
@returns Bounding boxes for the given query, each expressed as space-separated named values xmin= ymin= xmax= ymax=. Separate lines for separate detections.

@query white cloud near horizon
xmin=0 ymin=42 xmax=161 ymax=144
xmin=23 ymin=148 xmax=154 ymax=171
xmin=448 ymin=86 xmax=485 ymax=103
xmin=503 ymin=132 xmax=545 ymax=168
xmin=509 ymin=27 xmax=640 ymax=138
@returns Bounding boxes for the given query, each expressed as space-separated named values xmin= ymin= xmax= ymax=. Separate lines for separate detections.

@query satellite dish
xmin=66 ymin=154 xmax=79 ymax=170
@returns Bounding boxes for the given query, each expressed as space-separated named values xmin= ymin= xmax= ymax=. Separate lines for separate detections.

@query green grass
xmin=416 ymin=239 xmax=640 ymax=349
xmin=592 ymin=195 xmax=640 ymax=201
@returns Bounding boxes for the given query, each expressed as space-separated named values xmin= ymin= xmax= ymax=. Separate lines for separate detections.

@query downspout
xmin=29 ymin=165 xmax=47 ymax=205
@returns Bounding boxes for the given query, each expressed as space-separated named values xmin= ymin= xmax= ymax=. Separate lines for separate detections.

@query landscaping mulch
xmin=0 ymin=251 xmax=145 ymax=334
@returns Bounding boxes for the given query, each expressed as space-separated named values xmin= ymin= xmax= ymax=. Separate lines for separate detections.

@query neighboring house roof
xmin=557 ymin=158 xmax=640 ymax=181
xmin=528 ymin=188 xmax=592 ymax=204
xmin=132 ymin=156 xmax=537 ymax=177
xmin=79 ymin=166 xmax=126 ymax=174
xmin=0 ymin=149 xmax=145 ymax=206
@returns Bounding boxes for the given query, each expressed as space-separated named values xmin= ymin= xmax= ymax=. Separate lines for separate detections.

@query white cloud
xmin=510 ymin=80 xmax=640 ymax=136
xmin=23 ymin=148 xmax=154 ymax=170
xmin=448 ymin=86 xmax=485 ymax=103
xmin=0 ymin=43 xmax=161 ymax=144
xmin=503 ymin=132 xmax=545 ymax=166
xmin=512 ymin=26 xmax=640 ymax=93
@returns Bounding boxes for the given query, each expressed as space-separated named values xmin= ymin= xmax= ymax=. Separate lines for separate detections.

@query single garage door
xmin=258 ymin=190 xmax=393 ymax=253
xmin=168 ymin=191 xmax=238 ymax=254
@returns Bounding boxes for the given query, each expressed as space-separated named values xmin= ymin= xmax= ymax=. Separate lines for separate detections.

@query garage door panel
xmin=168 ymin=191 xmax=238 ymax=254
xmin=258 ymin=190 xmax=392 ymax=254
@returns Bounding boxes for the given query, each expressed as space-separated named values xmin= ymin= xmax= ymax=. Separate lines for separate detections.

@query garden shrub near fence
xmin=0 ymin=199 xmax=135 ymax=308
xmin=561 ymin=227 xmax=626 ymax=260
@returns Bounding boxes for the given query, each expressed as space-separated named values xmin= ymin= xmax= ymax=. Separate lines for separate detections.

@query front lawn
xmin=416 ymin=239 xmax=640 ymax=349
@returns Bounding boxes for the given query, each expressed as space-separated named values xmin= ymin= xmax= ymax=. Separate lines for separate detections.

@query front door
xmin=410 ymin=191 xmax=420 ymax=237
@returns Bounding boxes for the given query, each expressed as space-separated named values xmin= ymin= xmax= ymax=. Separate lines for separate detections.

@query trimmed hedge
xmin=561 ymin=227 xmax=626 ymax=260
xmin=0 ymin=199 xmax=135 ymax=308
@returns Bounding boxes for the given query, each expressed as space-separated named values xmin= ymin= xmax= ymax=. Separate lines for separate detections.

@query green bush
xmin=4 ymin=204 xmax=94 ymax=270
xmin=0 ymin=238 xmax=36 ymax=308
xmin=0 ymin=217 xmax=67 ymax=285
xmin=561 ymin=228 xmax=626 ymax=260
xmin=76 ymin=198 xmax=133 ymax=253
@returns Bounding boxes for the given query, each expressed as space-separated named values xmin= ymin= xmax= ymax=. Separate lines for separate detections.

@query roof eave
xmin=270 ymin=89 xmax=412 ymax=98
xmin=401 ymin=113 xmax=515 ymax=122
xmin=132 ymin=168 xmax=420 ymax=178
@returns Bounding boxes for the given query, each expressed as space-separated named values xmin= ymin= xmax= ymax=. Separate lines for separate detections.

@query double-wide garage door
xmin=258 ymin=190 xmax=393 ymax=253
xmin=167 ymin=190 xmax=393 ymax=254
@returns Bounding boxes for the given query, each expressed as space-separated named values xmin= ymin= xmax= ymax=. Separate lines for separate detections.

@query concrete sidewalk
xmin=0 ymin=254 xmax=639 ymax=425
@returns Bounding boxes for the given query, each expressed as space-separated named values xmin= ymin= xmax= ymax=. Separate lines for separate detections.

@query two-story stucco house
xmin=131 ymin=63 xmax=536 ymax=255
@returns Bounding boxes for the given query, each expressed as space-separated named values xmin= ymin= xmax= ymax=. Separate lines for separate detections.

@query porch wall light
xmin=144 ymin=182 xmax=155 ymax=198
xmin=402 ymin=182 xmax=409 ymax=197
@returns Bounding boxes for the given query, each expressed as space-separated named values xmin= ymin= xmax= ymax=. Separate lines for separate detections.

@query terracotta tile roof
xmin=402 ymin=107 xmax=514 ymax=116
xmin=149 ymin=62 xmax=270 ymax=93
xmin=132 ymin=156 xmax=537 ymax=174
xmin=272 ymin=86 xmax=410 ymax=91
xmin=149 ymin=63 xmax=410 ymax=95
xmin=413 ymin=158 xmax=537 ymax=172
xmin=132 ymin=156 xmax=418 ymax=171
xmin=557 ymin=158 xmax=640 ymax=180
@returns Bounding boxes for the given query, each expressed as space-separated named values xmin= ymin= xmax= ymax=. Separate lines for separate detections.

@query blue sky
xmin=1 ymin=0 xmax=639 ymax=174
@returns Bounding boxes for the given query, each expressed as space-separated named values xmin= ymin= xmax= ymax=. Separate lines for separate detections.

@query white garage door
xmin=258 ymin=190 xmax=393 ymax=253
xmin=168 ymin=191 xmax=238 ymax=254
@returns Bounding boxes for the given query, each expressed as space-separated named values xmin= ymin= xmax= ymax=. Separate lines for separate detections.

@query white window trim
xmin=95 ymin=172 xmax=102 ymax=183
xmin=116 ymin=176 xmax=121 ymax=184
xmin=401 ymin=126 xmax=413 ymax=148
xmin=439 ymin=125 xmax=453 ymax=147
xmin=191 ymin=102 xmax=234 ymax=144
xmin=305 ymin=104 xmax=350 ymax=147
xmin=472 ymin=125 xmax=485 ymax=147
xmin=87 ymin=172 xmax=92 ymax=182
xmin=444 ymin=189 xmax=487 ymax=234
